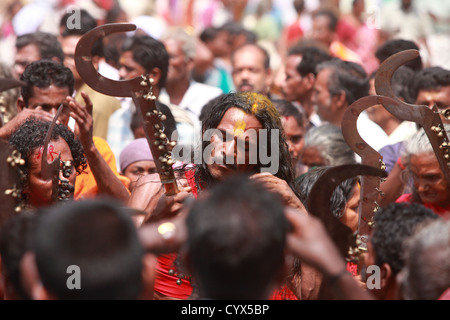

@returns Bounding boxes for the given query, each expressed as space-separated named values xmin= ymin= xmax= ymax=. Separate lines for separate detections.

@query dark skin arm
xmin=68 ymin=92 xmax=130 ymax=203
xmin=0 ymin=107 xmax=54 ymax=139
xmin=250 ymin=172 xmax=307 ymax=211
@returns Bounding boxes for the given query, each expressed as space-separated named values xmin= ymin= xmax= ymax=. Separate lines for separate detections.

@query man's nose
xmin=287 ymin=140 xmax=294 ymax=154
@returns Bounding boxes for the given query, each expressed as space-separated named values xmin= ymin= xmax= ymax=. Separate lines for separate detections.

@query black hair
xmin=15 ymin=32 xmax=65 ymax=63
xmin=287 ymin=44 xmax=332 ymax=76
xmin=387 ymin=66 xmax=416 ymax=104
xmin=20 ymin=60 xmax=74 ymax=106
xmin=293 ymin=0 xmax=305 ymax=13
xmin=371 ymin=202 xmax=438 ymax=274
xmin=272 ymin=98 xmax=306 ymax=129
xmin=186 ymin=174 xmax=288 ymax=299
xmin=195 ymin=92 xmax=296 ymax=191
xmin=0 ymin=212 xmax=39 ymax=300
xmin=295 ymin=166 xmax=358 ymax=219
xmin=199 ymin=26 xmax=220 ymax=43
xmin=60 ymin=8 xmax=103 ymax=57
xmin=9 ymin=118 xmax=87 ymax=204
xmin=313 ymin=8 xmax=339 ymax=31
xmin=375 ymin=39 xmax=422 ymax=71
xmin=317 ymin=58 xmax=369 ymax=105
xmin=60 ymin=8 xmax=98 ymax=35
xmin=121 ymin=35 xmax=169 ymax=88
xmin=410 ymin=66 xmax=450 ymax=103
xmin=33 ymin=198 xmax=145 ymax=299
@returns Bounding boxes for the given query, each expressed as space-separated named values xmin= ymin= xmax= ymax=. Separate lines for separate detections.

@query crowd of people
xmin=0 ymin=0 xmax=449 ymax=301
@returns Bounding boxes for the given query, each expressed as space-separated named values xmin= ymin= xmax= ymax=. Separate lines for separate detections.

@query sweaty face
xmin=409 ymin=153 xmax=450 ymax=207
xmin=415 ymin=86 xmax=450 ymax=124
xmin=232 ymin=46 xmax=271 ymax=95
xmin=206 ymin=107 xmax=263 ymax=181
xmin=119 ymin=51 xmax=146 ymax=80
xmin=26 ymin=85 xmax=72 ymax=126
xmin=123 ymin=160 xmax=157 ymax=192
xmin=26 ymin=138 xmax=75 ymax=208
xmin=282 ymin=55 xmax=305 ymax=102
xmin=281 ymin=116 xmax=304 ymax=167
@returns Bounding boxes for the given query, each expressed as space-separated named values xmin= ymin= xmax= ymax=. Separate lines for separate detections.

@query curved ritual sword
xmin=307 ymin=164 xmax=387 ymax=260
xmin=75 ymin=23 xmax=179 ymax=195
xmin=375 ymin=49 xmax=450 ymax=183
xmin=341 ymin=96 xmax=392 ymax=252
xmin=41 ymin=104 xmax=66 ymax=203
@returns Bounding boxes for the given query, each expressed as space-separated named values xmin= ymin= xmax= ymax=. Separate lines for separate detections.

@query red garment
xmin=154 ymin=253 xmax=193 ymax=299
xmin=396 ymin=193 xmax=450 ymax=218
xmin=270 ymin=285 xmax=299 ymax=300
xmin=285 ymin=20 xmax=304 ymax=48
xmin=439 ymin=288 xmax=450 ymax=300
xmin=347 ymin=262 xmax=358 ymax=276
xmin=153 ymin=167 xmax=198 ymax=299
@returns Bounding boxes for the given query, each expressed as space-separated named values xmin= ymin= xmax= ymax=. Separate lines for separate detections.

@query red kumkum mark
xmin=35 ymin=144 xmax=59 ymax=162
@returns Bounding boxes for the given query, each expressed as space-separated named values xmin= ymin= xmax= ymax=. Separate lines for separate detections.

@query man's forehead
xmin=30 ymin=85 xmax=70 ymax=97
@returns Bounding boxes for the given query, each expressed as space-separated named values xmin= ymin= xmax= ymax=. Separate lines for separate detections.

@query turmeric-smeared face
xmin=207 ymin=107 xmax=263 ymax=180
xmin=26 ymin=138 xmax=75 ymax=208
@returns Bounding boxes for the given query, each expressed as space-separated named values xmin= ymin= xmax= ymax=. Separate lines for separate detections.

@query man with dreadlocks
xmin=132 ymin=92 xmax=308 ymax=300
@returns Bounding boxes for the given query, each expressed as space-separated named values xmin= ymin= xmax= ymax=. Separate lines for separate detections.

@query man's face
xmin=313 ymin=68 xmax=335 ymax=123
xmin=24 ymin=85 xmax=71 ymax=125
xmin=281 ymin=116 xmax=304 ymax=167
xmin=282 ymin=55 xmax=305 ymax=102
xmin=206 ymin=107 xmax=263 ymax=181
xmin=61 ymin=35 xmax=81 ymax=81
xmin=26 ymin=138 xmax=75 ymax=208
xmin=210 ymin=30 xmax=232 ymax=58
xmin=415 ymin=85 xmax=450 ymax=124
xmin=14 ymin=44 xmax=41 ymax=78
xmin=119 ymin=51 xmax=146 ymax=80
xmin=312 ymin=15 xmax=334 ymax=47
xmin=123 ymin=160 xmax=157 ymax=192
xmin=164 ymin=38 xmax=192 ymax=84
xmin=232 ymin=46 xmax=271 ymax=95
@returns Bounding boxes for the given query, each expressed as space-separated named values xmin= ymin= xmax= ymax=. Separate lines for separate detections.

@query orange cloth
xmin=330 ymin=41 xmax=363 ymax=65
xmin=74 ymin=136 xmax=130 ymax=200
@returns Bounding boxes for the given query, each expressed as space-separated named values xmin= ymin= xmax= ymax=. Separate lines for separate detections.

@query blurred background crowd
xmin=1 ymin=0 xmax=449 ymax=88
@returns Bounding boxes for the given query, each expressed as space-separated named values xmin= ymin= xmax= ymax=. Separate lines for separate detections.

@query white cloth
xmin=159 ymin=81 xmax=223 ymax=120
xmin=357 ymin=111 xmax=389 ymax=152
xmin=385 ymin=121 xmax=418 ymax=146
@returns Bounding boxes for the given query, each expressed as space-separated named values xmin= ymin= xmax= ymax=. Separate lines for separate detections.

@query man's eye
xmin=435 ymin=103 xmax=449 ymax=110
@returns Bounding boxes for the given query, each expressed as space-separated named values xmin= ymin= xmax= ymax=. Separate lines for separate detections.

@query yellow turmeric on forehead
xmin=233 ymin=118 xmax=247 ymax=137
xmin=238 ymin=92 xmax=281 ymax=125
